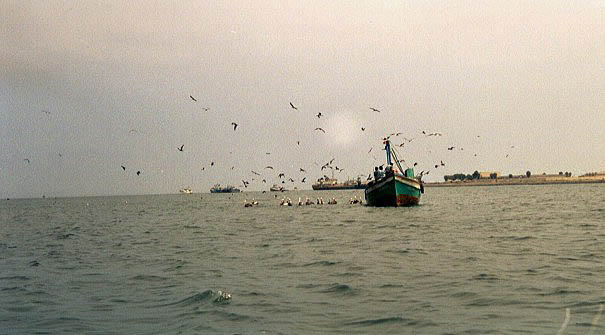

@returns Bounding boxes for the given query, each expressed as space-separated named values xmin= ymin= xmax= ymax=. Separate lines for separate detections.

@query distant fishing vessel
xmin=270 ymin=184 xmax=288 ymax=192
xmin=210 ymin=184 xmax=241 ymax=193
xmin=312 ymin=177 xmax=367 ymax=190
xmin=179 ymin=188 xmax=193 ymax=194
xmin=365 ymin=140 xmax=424 ymax=206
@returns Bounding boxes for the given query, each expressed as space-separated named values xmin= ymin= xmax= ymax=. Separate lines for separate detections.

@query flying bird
xmin=289 ymin=102 xmax=298 ymax=110
xmin=121 ymin=165 xmax=126 ymax=171
xmin=211 ymin=162 xmax=215 ymax=166
xmin=288 ymin=178 xmax=294 ymax=182
xmin=361 ymin=127 xmax=365 ymax=131
xmin=296 ymin=141 xmax=300 ymax=145
xmin=251 ymin=170 xmax=261 ymax=176
xmin=301 ymin=177 xmax=306 ymax=183
xmin=24 ymin=158 xmax=30 ymax=163
xmin=265 ymin=166 xmax=274 ymax=170
xmin=440 ymin=160 xmax=445 ymax=166
xmin=202 ymin=107 xmax=210 ymax=112
xmin=231 ymin=122 xmax=238 ymax=131
xmin=314 ymin=127 xmax=325 ymax=133
xmin=190 ymin=95 xmax=197 ymax=102
xmin=299 ymin=168 xmax=306 ymax=172
xmin=278 ymin=173 xmax=285 ymax=178
xmin=316 ymin=112 xmax=322 ymax=118
xmin=178 ymin=144 xmax=184 ymax=152
xmin=447 ymin=146 xmax=455 ymax=150
xmin=369 ymin=107 xmax=381 ymax=113
xmin=136 ymin=171 xmax=141 ymax=176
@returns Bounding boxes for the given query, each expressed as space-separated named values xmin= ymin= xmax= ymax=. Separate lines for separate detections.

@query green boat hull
xmin=364 ymin=174 xmax=422 ymax=206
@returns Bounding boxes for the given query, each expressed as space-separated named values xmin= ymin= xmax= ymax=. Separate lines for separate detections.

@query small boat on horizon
xmin=270 ymin=184 xmax=288 ymax=192
xmin=364 ymin=140 xmax=424 ymax=206
xmin=210 ymin=184 xmax=241 ymax=193
xmin=179 ymin=188 xmax=193 ymax=194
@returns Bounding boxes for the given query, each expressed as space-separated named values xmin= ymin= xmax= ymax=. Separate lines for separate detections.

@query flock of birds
xmin=243 ymin=195 xmax=363 ymax=207
xmin=22 ymin=96 xmax=518 ymax=197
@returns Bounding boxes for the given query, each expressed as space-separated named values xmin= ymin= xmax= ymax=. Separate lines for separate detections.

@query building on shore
xmin=479 ymin=171 xmax=500 ymax=179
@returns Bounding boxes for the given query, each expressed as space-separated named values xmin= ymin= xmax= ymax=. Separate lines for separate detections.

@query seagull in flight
xmin=314 ymin=127 xmax=325 ymax=133
xmin=136 ymin=171 xmax=141 ymax=176
xmin=301 ymin=177 xmax=306 ymax=183
xmin=361 ymin=127 xmax=365 ymax=131
xmin=278 ymin=173 xmax=285 ymax=178
xmin=251 ymin=170 xmax=261 ymax=176
xmin=299 ymin=168 xmax=306 ymax=172
xmin=190 ymin=95 xmax=197 ymax=102
xmin=121 ymin=165 xmax=126 ymax=171
xmin=231 ymin=122 xmax=238 ymax=131
xmin=265 ymin=166 xmax=274 ymax=170
xmin=369 ymin=107 xmax=381 ymax=113
xmin=289 ymin=102 xmax=298 ymax=110
xmin=24 ymin=158 xmax=30 ymax=163
xmin=316 ymin=112 xmax=322 ymax=118
xmin=178 ymin=144 xmax=184 ymax=152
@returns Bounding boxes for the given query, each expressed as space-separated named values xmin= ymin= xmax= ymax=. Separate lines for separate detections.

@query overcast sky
xmin=1 ymin=1 xmax=603 ymax=198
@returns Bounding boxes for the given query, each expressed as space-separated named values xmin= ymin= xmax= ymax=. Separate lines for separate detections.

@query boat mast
xmin=385 ymin=140 xmax=392 ymax=166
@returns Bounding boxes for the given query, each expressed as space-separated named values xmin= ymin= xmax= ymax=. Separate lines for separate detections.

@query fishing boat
xmin=312 ymin=177 xmax=367 ymax=190
xmin=210 ymin=184 xmax=241 ymax=193
xmin=270 ymin=184 xmax=288 ymax=192
xmin=364 ymin=140 xmax=424 ymax=206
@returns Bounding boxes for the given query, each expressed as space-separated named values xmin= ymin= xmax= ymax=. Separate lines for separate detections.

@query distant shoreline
xmin=425 ymin=176 xmax=605 ymax=187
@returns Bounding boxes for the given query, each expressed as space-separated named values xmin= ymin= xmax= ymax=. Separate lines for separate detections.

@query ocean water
xmin=1 ymin=184 xmax=604 ymax=334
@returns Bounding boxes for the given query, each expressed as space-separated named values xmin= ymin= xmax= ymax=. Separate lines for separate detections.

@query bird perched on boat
xmin=369 ymin=107 xmax=381 ymax=113
xmin=231 ymin=122 xmax=238 ymax=131
xmin=314 ymin=127 xmax=325 ymax=133
xmin=289 ymin=102 xmax=297 ymax=110
xmin=316 ymin=112 xmax=322 ymax=118
xmin=178 ymin=144 xmax=184 ymax=152
xmin=189 ymin=95 xmax=197 ymax=102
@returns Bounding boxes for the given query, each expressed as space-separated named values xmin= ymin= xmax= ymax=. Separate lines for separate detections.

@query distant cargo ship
xmin=312 ymin=177 xmax=367 ymax=190
xmin=210 ymin=184 xmax=241 ymax=193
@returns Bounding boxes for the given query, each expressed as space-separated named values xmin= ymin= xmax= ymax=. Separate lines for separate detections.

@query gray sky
xmin=1 ymin=1 xmax=603 ymax=198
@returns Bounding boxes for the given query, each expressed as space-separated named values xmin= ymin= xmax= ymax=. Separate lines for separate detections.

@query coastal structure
xmin=428 ymin=171 xmax=605 ymax=187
